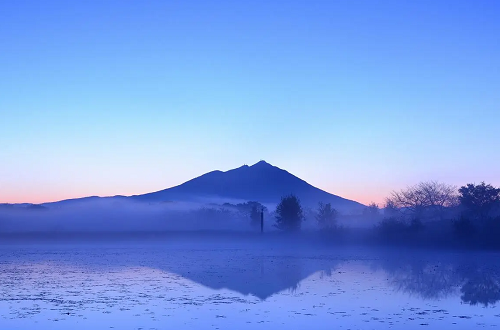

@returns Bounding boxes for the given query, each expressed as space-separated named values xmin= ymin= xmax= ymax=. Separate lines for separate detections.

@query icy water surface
xmin=1 ymin=240 xmax=499 ymax=329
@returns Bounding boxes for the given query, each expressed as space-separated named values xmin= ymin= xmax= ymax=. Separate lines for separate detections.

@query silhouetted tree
xmin=386 ymin=181 xmax=458 ymax=222
xmin=224 ymin=201 xmax=266 ymax=227
xmin=315 ymin=202 xmax=338 ymax=230
xmin=368 ymin=202 xmax=379 ymax=213
xmin=459 ymin=182 xmax=500 ymax=221
xmin=376 ymin=217 xmax=409 ymax=240
xmin=274 ymin=195 xmax=304 ymax=231
xmin=250 ymin=204 xmax=261 ymax=228
xmin=383 ymin=199 xmax=399 ymax=217
xmin=363 ymin=202 xmax=380 ymax=220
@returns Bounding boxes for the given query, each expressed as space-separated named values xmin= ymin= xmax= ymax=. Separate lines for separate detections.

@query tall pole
xmin=260 ymin=208 xmax=264 ymax=234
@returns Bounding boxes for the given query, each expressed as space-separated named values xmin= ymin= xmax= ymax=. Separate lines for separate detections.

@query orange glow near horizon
xmin=0 ymin=187 xmax=155 ymax=205
xmin=0 ymin=185 xmax=390 ymax=206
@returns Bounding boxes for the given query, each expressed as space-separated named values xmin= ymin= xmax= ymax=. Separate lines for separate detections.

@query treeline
xmin=376 ymin=181 xmax=500 ymax=245
xmin=265 ymin=182 xmax=500 ymax=248
xmin=2 ymin=182 xmax=497 ymax=246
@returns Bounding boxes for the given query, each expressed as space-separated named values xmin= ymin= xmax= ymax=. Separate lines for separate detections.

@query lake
xmin=1 ymin=237 xmax=499 ymax=329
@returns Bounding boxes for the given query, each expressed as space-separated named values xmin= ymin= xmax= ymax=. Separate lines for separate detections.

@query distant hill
xmin=131 ymin=161 xmax=364 ymax=213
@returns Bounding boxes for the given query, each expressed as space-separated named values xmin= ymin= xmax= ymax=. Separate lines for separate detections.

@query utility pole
xmin=260 ymin=208 xmax=264 ymax=234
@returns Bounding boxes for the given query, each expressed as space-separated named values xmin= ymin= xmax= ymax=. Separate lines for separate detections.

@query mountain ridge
xmin=131 ymin=160 xmax=363 ymax=213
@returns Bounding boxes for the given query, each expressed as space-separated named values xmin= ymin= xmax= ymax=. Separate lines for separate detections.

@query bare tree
xmin=387 ymin=181 xmax=458 ymax=221
xmin=315 ymin=202 xmax=338 ymax=230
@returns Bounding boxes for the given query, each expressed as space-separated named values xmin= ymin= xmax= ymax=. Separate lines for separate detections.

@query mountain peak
xmin=250 ymin=160 xmax=273 ymax=168
xmin=133 ymin=160 xmax=364 ymax=212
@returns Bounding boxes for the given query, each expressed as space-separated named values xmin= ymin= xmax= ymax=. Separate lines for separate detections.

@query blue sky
xmin=1 ymin=0 xmax=499 ymax=204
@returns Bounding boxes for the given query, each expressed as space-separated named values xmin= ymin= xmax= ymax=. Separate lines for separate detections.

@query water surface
xmin=1 ymin=240 xmax=499 ymax=329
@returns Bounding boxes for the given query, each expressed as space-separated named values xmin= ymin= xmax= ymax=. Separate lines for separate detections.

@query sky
xmin=1 ymin=0 xmax=499 ymax=205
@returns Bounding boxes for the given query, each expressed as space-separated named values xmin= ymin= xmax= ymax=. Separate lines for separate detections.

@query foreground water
xmin=1 ymin=238 xmax=499 ymax=329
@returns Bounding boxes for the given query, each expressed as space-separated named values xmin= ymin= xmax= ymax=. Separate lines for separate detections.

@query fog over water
xmin=0 ymin=199 xmax=370 ymax=235
xmin=0 ymin=199 xmax=275 ymax=232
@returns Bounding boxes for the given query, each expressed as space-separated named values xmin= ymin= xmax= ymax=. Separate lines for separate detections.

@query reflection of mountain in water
xmin=161 ymin=251 xmax=339 ymax=300
xmin=3 ymin=244 xmax=499 ymax=305
xmin=1 ymin=246 xmax=339 ymax=301
xmin=372 ymin=251 xmax=500 ymax=307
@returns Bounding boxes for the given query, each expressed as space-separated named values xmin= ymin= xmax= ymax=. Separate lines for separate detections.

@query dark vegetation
xmin=222 ymin=201 xmax=267 ymax=228
xmin=1 ymin=181 xmax=500 ymax=249
xmin=266 ymin=180 xmax=500 ymax=249
xmin=315 ymin=202 xmax=338 ymax=231
xmin=372 ymin=181 xmax=500 ymax=248
xmin=274 ymin=195 xmax=304 ymax=231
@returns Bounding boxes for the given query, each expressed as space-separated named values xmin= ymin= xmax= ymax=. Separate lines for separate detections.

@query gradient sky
xmin=1 ymin=0 xmax=499 ymax=205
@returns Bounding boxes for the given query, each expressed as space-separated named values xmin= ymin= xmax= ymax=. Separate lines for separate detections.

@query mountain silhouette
xmin=132 ymin=160 xmax=363 ymax=213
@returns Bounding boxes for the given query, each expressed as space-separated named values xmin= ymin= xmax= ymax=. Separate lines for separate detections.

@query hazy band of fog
xmin=0 ymin=199 xmax=273 ymax=233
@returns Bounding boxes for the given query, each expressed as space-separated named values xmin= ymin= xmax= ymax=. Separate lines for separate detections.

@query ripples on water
xmin=1 ymin=241 xmax=499 ymax=329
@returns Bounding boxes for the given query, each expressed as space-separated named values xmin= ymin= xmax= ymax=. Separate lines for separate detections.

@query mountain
xmin=132 ymin=160 xmax=364 ymax=213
